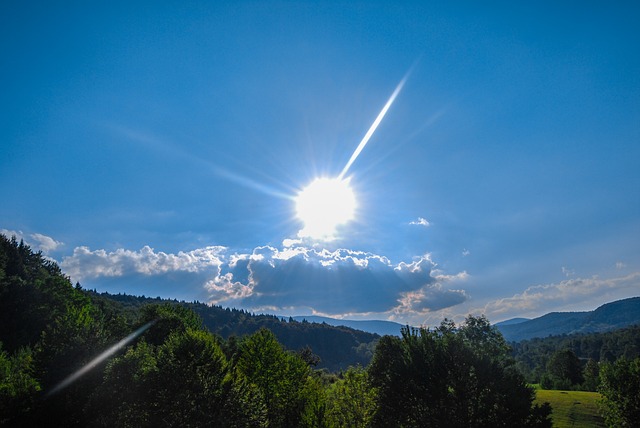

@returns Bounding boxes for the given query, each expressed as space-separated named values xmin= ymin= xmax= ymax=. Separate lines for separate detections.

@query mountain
xmin=497 ymin=297 xmax=640 ymax=342
xmin=292 ymin=315 xmax=405 ymax=336
xmin=495 ymin=317 xmax=530 ymax=326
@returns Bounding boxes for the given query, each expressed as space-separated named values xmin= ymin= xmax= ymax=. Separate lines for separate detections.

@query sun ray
xmin=338 ymin=67 xmax=414 ymax=180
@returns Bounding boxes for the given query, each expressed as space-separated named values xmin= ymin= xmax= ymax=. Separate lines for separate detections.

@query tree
xmin=152 ymin=329 xmax=230 ymax=425
xmin=300 ymin=373 xmax=329 ymax=428
xmin=137 ymin=303 xmax=203 ymax=346
xmin=582 ymin=358 xmax=600 ymax=391
xmin=598 ymin=357 xmax=640 ymax=427
xmin=235 ymin=328 xmax=312 ymax=428
xmin=326 ymin=365 xmax=376 ymax=428
xmin=542 ymin=349 xmax=583 ymax=390
xmin=298 ymin=345 xmax=321 ymax=367
xmin=0 ymin=344 xmax=40 ymax=424
xmin=89 ymin=340 xmax=159 ymax=427
xmin=90 ymin=326 xmax=268 ymax=427
xmin=368 ymin=316 xmax=552 ymax=427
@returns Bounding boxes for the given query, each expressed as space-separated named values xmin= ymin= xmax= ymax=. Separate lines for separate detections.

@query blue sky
xmin=2 ymin=1 xmax=639 ymax=326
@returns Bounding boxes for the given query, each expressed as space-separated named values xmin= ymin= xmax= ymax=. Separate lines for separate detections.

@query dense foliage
xmin=0 ymin=233 xmax=636 ymax=426
xmin=598 ymin=357 xmax=640 ymax=427
xmin=368 ymin=318 xmax=552 ymax=427
xmin=511 ymin=325 xmax=640 ymax=389
xmin=90 ymin=291 xmax=378 ymax=372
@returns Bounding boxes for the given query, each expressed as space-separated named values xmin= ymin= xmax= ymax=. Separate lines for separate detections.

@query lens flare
xmin=338 ymin=71 xmax=411 ymax=180
xmin=45 ymin=320 xmax=157 ymax=397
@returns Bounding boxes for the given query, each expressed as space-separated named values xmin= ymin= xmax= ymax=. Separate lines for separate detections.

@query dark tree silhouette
xmin=368 ymin=316 xmax=552 ymax=427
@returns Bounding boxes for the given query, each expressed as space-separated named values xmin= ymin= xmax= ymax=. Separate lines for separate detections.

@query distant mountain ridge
xmin=292 ymin=315 xmax=405 ymax=336
xmin=496 ymin=297 xmax=640 ymax=342
xmin=495 ymin=317 xmax=530 ymax=326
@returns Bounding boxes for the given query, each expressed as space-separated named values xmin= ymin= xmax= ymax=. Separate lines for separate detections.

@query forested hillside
xmin=0 ymin=233 xmax=556 ymax=426
xmin=497 ymin=297 xmax=640 ymax=341
xmin=511 ymin=325 xmax=640 ymax=384
xmin=292 ymin=316 xmax=404 ymax=337
xmin=88 ymin=291 xmax=378 ymax=372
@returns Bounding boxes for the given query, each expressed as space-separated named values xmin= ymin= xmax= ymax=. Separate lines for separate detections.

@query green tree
xmin=0 ymin=344 xmax=40 ymax=424
xmin=300 ymin=373 xmax=329 ymax=428
xmin=137 ymin=303 xmax=203 ymax=346
xmin=598 ymin=357 xmax=640 ymax=427
xmin=368 ymin=316 xmax=552 ymax=427
xmin=543 ymin=349 xmax=583 ymax=390
xmin=0 ymin=235 xmax=75 ymax=352
xmin=92 ymin=327 xmax=268 ymax=427
xmin=90 ymin=340 xmax=159 ymax=427
xmin=582 ymin=358 xmax=600 ymax=391
xmin=235 ymin=328 xmax=312 ymax=428
xmin=326 ymin=365 xmax=377 ymax=428
xmin=153 ymin=329 xmax=231 ymax=425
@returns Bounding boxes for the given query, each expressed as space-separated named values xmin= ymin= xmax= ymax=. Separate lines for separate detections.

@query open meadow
xmin=535 ymin=389 xmax=604 ymax=428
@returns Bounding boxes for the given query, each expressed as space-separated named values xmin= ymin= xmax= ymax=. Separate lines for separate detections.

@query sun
xmin=295 ymin=177 xmax=357 ymax=240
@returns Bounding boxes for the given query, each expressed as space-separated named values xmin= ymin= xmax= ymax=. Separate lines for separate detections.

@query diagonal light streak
xmin=338 ymin=70 xmax=412 ymax=180
xmin=113 ymin=126 xmax=292 ymax=200
xmin=45 ymin=320 xmax=157 ymax=397
xmin=211 ymin=164 xmax=294 ymax=200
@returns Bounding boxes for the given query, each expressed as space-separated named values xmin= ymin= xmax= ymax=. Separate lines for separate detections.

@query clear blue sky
xmin=2 ymin=1 xmax=639 ymax=325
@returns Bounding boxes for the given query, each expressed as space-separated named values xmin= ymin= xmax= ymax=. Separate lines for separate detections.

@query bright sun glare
xmin=296 ymin=177 xmax=356 ymax=240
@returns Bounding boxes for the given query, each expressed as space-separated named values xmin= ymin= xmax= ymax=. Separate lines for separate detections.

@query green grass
xmin=535 ymin=389 xmax=605 ymax=428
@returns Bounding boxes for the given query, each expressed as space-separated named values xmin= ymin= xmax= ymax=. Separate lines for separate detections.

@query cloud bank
xmin=61 ymin=245 xmax=226 ymax=280
xmin=60 ymin=242 xmax=469 ymax=322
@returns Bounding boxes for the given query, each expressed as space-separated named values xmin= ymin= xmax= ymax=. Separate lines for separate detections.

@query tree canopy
xmin=368 ymin=317 xmax=552 ymax=427
xmin=599 ymin=357 xmax=640 ymax=427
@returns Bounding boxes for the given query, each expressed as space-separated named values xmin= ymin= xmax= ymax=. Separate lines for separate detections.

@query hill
xmin=91 ymin=291 xmax=380 ymax=372
xmin=497 ymin=297 xmax=640 ymax=342
xmin=495 ymin=317 xmax=530 ymax=326
xmin=292 ymin=315 xmax=404 ymax=336
xmin=511 ymin=324 xmax=640 ymax=383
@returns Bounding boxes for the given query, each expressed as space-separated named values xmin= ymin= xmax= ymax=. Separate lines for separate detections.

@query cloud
xmin=397 ymin=284 xmax=469 ymax=312
xmin=409 ymin=217 xmax=430 ymax=227
xmin=61 ymin=245 xmax=226 ymax=281
xmin=60 ymin=241 xmax=469 ymax=321
xmin=208 ymin=246 xmax=470 ymax=317
xmin=31 ymin=233 xmax=63 ymax=252
xmin=282 ymin=238 xmax=303 ymax=247
xmin=482 ymin=272 xmax=640 ymax=320
xmin=209 ymin=246 xmax=432 ymax=314
xmin=0 ymin=229 xmax=63 ymax=254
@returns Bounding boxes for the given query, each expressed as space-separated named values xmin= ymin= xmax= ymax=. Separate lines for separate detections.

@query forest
xmin=88 ymin=291 xmax=379 ymax=373
xmin=1 ymin=233 xmax=638 ymax=427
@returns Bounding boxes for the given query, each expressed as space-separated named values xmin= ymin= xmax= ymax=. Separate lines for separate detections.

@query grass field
xmin=535 ymin=389 xmax=605 ymax=428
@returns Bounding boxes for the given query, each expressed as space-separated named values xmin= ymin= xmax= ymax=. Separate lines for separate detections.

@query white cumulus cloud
xmin=0 ymin=229 xmax=63 ymax=254
xmin=61 ymin=245 xmax=226 ymax=281
xmin=409 ymin=217 xmax=430 ymax=227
